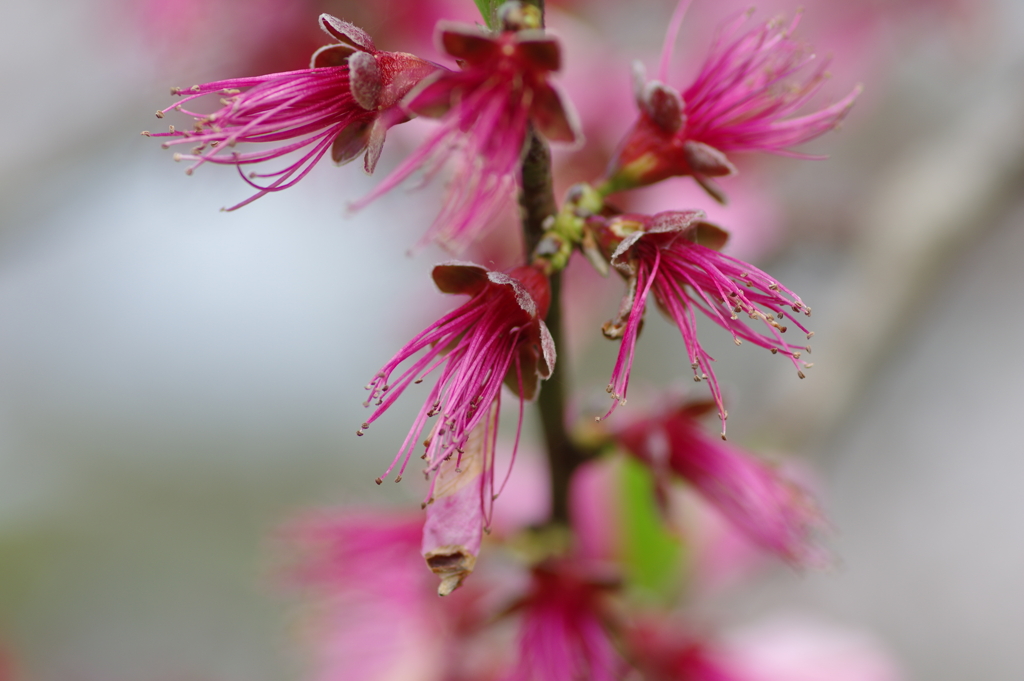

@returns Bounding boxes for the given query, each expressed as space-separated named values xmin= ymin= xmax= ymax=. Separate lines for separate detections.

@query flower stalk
xmin=517 ymin=124 xmax=586 ymax=525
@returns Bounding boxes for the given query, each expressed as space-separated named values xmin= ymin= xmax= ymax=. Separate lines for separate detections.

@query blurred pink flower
xmin=589 ymin=210 xmax=812 ymax=432
xmin=615 ymin=401 xmax=827 ymax=567
xmin=146 ymin=15 xmax=438 ymax=210
xmin=130 ymin=0 xmax=315 ymax=74
xmin=626 ymin=619 xmax=743 ymax=681
xmin=286 ymin=512 xmax=450 ymax=681
xmin=622 ymin=170 xmax=783 ymax=262
xmin=724 ymin=615 xmax=904 ymax=681
xmin=603 ymin=4 xmax=859 ymax=201
xmin=507 ymin=562 xmax=626 ymax=681
xmin=352 ymin=21 xmax=582 ymax=252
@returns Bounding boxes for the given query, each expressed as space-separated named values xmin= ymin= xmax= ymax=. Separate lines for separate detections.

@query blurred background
xmin=1 ymin=0 xmax=1023 ymax=679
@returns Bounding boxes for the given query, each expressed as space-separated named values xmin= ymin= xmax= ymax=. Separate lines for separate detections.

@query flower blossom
xmin=625 ymin=618 xmax=744 ymax=681
xmin=507 ymin=562 xmax=626 ymax=681
xmin=615 ymin=401 xmax=827 ymax=567
xmin=603 ymin=4 xmax=860 ymax=201
xmin=285 ymin=510 xmax=497 ymax=681
xmin=285 ymin=512 xmax=447 ymax=681
xmin=351 ymin=16 xmax=582 ymax=252
xmin=360 ymin=263 xmax=555 ymax=567
xmin=144 ymin=14 xmax=438 ymax=210
xmin=588 ymin=211 xmax=812 ymax=432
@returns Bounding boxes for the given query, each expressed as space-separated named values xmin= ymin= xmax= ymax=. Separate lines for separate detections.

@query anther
xmin=155 ymin=111 xmax=165 ymax=119
xmin=797 ymin=371 xmax=806 ymax=379
xmin=806 ymin=331 xmax=815 ymax=340
xmin=770 ymin=347 xmax=778 ymax=354
xmin=356 ymin=429 xmax=364 ymax=436
xmin=394 ymin=475 xmax=402 ymax=483
xmin=375 ymin=477 xmax=383 ymax=485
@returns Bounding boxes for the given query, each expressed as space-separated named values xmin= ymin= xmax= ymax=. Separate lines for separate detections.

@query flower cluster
xmin=146 ymin=0 xmax=881 ymax=678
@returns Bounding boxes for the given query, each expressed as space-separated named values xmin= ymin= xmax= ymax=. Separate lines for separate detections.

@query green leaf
xmin=619 ymin=456 xmax=682 ymax=598
xmin=473 ymin=0 xmax=500 ymax=28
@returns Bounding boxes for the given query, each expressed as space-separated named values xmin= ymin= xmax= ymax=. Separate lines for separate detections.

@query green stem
xmin=518 ymin=130 xmax=585 ymax=525
xmin=537 ymin=272 xmax=586 ymax=524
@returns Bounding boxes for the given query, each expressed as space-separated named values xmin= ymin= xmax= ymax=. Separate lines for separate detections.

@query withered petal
xmin=431 ymin=261 xmax=491 ymax=296
xmin=642 ymin=81 xmax=684 ymax=133
xmin=348 ymin=51 xmax=381 ymax=110
xmin=684 ymin=140 xmax=737 ymax=177
xmin=438 ymin=23 xmax=498 ymax=63
xmin=530 ymin=83 xmax=582 ymax=145
xmin=516 ymin=35 xmax=561 ymax=72
xmin=331 ymin=118 xmax=372 ymax=165
xmin=310 ymin=43 xmax=356 ymax=69
xmin=319 ymin=14 xmax=376 ymax=53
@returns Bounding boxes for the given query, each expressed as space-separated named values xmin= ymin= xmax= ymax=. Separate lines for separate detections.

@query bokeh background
xmin=1 ymin=0 xmax=1023 ymax=679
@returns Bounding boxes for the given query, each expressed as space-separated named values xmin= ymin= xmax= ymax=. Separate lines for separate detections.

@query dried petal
xmin=319 ymin=13 xmax=376 ymax=52
xmin=438 ymin=23 xmax=499 ymax=63
xmin=310 ymin=43 xmax=356 ymax=69
xmin=641 ymin=81 xmax=684 ymax=133
xmin=348 ymin=51 xmax=382 ymax=110
xmin=330 ymin=118 xmax=372 ymax=165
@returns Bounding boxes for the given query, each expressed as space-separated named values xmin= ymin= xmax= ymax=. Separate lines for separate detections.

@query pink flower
xmin=285 ymin=512 xmax=449 ymax=681
xmin=286 ymin=510 xmax=510 ymax=681
xmin=626 ymin=619 xmax=743 ymax=681
xmin=507 ymin=562 xmax=626 ymax=681
xmin=603 ymin=4 xmax=860 ymax=201
xmin=145 ymin=14 xmax=438 ymax=210
xmin=351 ymin=20 xmax=582 ymax=252
xmin=724 ymin=615 xmax=905 ymax=681
xmin=588 ymin=211 xmax=812 ymax=433
xmin=615 ymin=401 xmax=827 ymax=567
xmin=361 ymin=262 xmax=555 ymax=533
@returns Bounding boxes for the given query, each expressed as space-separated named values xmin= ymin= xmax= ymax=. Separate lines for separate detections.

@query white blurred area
xmin=1 ymin=0 xmax=1024 ymax=680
